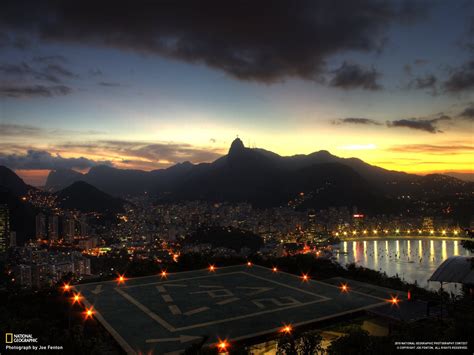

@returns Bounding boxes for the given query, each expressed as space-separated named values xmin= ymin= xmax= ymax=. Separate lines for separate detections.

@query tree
xmin=277 ymin=330 xmax=323 ymax=355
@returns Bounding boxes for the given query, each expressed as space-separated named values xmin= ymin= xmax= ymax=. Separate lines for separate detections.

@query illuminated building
xmin=48 ymin=215 xmax=59 ymax=241
xmin=35 ymin=213 xmax=46 ymax=239
xmin=0 ymin=204 xmax=9 ymax=253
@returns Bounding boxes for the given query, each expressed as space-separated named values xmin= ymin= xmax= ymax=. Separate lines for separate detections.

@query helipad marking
xmin=216 ymin=297 xmax=240 ymax=305
xmin=113 ymin=271 xmax=330 ymax=332
xmin=146 ymin=335 xmax=202 ymax=344
xmin=183 ymin=306 xmax=210 ymax=316
xmin=162 ymin=294 xmax=173 ymax=303
xmin=169 ymin=305 xmax=182 ymax=315
xmin=236 ymin=286 xmax=272 ymax=296
xmin=91 ymin=285 xmax=103 ymax=294
xmin=115 ymin=287 xmax=175 ymax=332
xmin=252 ymin=297 xmax=301 ymax=309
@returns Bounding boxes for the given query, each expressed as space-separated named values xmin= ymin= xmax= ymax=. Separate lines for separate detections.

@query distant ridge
xmin=56 ymin=181 xmax=124 ymax=214
xmin=41 ymin=139 xmax=472 ymax=215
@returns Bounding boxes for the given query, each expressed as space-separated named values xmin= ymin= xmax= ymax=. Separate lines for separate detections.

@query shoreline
xmin=339 ymin=235 xmax=470 ymax=242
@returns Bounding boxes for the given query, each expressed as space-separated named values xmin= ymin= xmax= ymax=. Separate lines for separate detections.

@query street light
xmin=71 ymin=293 xmax=81 ymax=304
xmin=217 ymin=339 xmax=229 ymax=352
xmin=116 ymin=274 xmax=126 ymax=284
xmin=340 ymin=283 xmax=349 ymax=293
xmin=84 ymin=307 xmax=94 ymax=319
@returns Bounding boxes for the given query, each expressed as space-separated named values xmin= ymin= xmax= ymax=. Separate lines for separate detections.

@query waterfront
xmin=334 ymin=238 xmax=472 ymax=292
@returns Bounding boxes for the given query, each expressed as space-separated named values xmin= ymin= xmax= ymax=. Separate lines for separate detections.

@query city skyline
xmin=0 ymin=1 xmax=473 ymax=186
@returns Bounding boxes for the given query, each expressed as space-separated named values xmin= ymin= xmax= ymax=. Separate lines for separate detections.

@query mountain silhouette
xmin=43 ymin=139 xmax=472 ymax=213
xmin=56 ymin=181 xmax=125 ymax=214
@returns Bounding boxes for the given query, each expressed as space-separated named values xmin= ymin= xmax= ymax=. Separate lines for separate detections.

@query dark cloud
xmin=32 ymin=55 xmax=67 ymax=64
xmin=0 ymin=31 xmax=30 ymax=49
xmin=0 ymin=123 xmax=42 ymax=137
xmin=0 ymin=61 xmax=78 ymax=83
xmin=0 ymin=150 xmax=112 ymax=170
xmin=0 ymin=0 xmax=426 ymax=84
xmin=333 ymin=117 xmax=382 ymax=125
xmin=89 ymin=69 xmax=103 ymax=77
xmin=406 ymin=73 xmax=438 ymax=95
xmin=389 ymin=143 xmax=474 ymax=154
xmin=458 ymin=104 xmax=474 ymax=121
xmin=330 ymin=62 xmax=382 ymax=90
xmin=410 ymin=74 xmax=437 ymax=89
xmin=444 ymin=60 xmax=474 ymax=93
xmin=44 ymin=64 xmax=77 ymax=79
xmin=57 ymin=140 xmax=224 ymax=167
xmin=414 ymin=59 xmax=429 ymax=65
xmin=387 ymin=115 xmax=451 ymax=133
xmin=98 ymin=81 xmax=121 ymax=87
xmin=0 ymin=85 xmax=72 ymax=99
xmin=0 ymin=123 xmax=104 ymax=137
xmin=0 ymin=85 xmax=72 ymax=98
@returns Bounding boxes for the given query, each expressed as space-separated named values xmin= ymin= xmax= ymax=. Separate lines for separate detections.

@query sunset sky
xmin=0 ymin=1 xmax=473 ymax=185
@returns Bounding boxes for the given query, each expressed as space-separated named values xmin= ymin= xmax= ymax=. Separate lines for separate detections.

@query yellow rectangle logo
xmin=5 ymin=333 xmax=13 ymax=343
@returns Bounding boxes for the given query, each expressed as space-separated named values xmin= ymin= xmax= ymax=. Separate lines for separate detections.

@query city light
xmin=273 ymin=267 xmax=278 ymax=272
xmin=454 ymin=230 xmax=459 ymax=235
xmin=116 ymin=274 xmax=126 ymax=284
xmin=217 ymin=339 xmax=229 ymax=352
xmin=301 ymin=274 xmax=309 ymax=281
xmin=340 ymin=283 xmax=349 ymax=293
xmin=62 ymin=283 xmax=71 ymax=292
xmin=84 ymin=307 xmax=95 ymax=319
xmin=209 ymin=265 xmax=216 ymax=272
xmin=160 ymin=270 xmax=167 ymax=278
xmin=72 ymin=293 xmax=81 ymax=304
xmin=388 ymin=296 xmax=400 ymax=305
xmin=247 ymin=261 xmax=252 ymax=267
xmin=280 ymin=324 xmax=292 ymax=333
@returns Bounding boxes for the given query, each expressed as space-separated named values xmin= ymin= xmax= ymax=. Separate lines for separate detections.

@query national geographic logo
xmin=4 ymin=333 xmax=38 ymax=343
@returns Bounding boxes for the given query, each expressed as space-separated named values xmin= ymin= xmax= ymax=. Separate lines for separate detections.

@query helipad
xmin=74 ymin=264 xmax=392 ymax=354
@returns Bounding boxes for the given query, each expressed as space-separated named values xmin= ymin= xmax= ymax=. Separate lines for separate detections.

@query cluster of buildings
xmin=9 ymin=246 xmax=91 ymax=288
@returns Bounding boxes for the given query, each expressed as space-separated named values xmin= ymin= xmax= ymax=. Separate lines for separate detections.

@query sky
xmin=0 ymin=0 xmax=473 ymax=186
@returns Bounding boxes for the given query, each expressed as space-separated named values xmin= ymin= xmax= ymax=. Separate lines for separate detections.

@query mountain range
xmin=44 ymin=138 xmax=471 ymax=211
xmin=1 ymin=139 xmax=472 ymax=244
